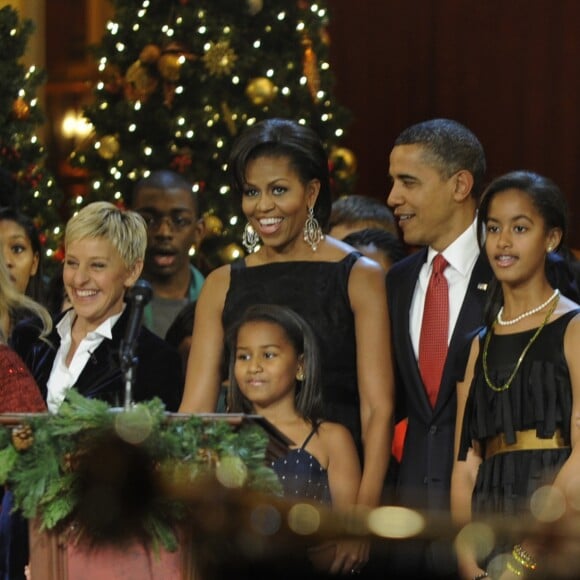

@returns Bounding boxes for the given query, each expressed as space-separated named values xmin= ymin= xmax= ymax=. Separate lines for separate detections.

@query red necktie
xmin=419 ymin=254 xmax=449 ymax=408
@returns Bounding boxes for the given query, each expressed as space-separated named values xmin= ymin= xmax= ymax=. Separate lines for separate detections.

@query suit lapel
xmin=390 ymin=249 xmax=434 ymax=417
xmin=73 ymin=310 xmax=127 ymax=401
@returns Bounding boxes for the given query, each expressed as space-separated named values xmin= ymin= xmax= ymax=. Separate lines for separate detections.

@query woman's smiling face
xmin=63 ymin=236 xmax=141 ymax=331
xmin=242 ymin=155 xmax=319 ymax=254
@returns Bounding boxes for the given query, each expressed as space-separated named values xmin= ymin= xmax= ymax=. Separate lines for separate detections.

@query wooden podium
xmin=1 ymin=413 xmax=291 ymax=580
xmin=28 ymin=524 xmax=196 ymax=580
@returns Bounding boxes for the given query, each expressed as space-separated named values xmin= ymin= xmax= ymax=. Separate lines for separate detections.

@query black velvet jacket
xmin=11 ymin=307 xmax=184 ymax=412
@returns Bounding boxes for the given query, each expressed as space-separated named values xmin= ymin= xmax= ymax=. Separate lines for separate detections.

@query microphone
xmin=119 ymin=279 xmax=153 ymax=404
xmin=120 ymin=280 xmax=153 ymax=364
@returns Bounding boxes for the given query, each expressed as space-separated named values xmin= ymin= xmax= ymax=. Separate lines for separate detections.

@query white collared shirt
xmin=46 ymin=308 xmax=124 ymax=413
xmin=409 ymin=220 xmax=480 ymax=359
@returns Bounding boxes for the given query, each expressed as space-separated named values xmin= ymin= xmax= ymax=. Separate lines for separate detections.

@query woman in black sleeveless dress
xmin=179 ymin=119 xmax=394 ymax=525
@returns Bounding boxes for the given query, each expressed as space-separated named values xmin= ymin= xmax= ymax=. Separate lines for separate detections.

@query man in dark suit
xmin=385 ymin=119 xmax=490 ymax=577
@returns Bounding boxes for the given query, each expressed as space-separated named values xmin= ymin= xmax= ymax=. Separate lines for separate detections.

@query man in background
xmin=327 ymin=194 xmax=397 ymax=240
xmin=131 ymin=170 xmax=205 ymax=339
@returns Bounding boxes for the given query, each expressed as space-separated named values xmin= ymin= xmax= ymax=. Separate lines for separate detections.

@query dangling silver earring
xmin=242 ymin=222 xmax=260 ymax=253
xmin=303 ymin=206 xmax=323 ymax=251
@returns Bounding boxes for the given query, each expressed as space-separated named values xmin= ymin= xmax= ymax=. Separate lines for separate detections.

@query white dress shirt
xmin=46 ymin=308 xmax=124 ymax=413
xmin=409 ymin=220 xmax=480 ymax=359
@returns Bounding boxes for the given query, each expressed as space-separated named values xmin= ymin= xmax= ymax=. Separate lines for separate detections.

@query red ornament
xmin=53 ymin=247 xmax=65 ymax=262
xmin=170 ymin=154 xmax=192 ymax=173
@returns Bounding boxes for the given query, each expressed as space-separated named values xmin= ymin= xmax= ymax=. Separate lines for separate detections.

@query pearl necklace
xmin=496 ymin=289 xmax=560 ymax=326
xmin=484 ymin=295 xmax=559 ymax=392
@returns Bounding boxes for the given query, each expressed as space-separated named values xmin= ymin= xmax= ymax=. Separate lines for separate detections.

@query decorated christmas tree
xmin=71 ymin=0 xmax=354 ymax=266
xmin=0 ymin=5 xmax=64 ymax=264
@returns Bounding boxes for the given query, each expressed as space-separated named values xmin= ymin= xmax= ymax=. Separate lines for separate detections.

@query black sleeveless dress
xmin=271 ymin=426 xmax=331 ymax=504
xmin=223 ymin=253 xmax=362 ymax=453
xmin=459 ymin=309 xmax=580 ymax=517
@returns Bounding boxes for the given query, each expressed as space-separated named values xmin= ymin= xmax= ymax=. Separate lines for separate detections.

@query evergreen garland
xmin=0 ymin=390 xmax=282 ymax=551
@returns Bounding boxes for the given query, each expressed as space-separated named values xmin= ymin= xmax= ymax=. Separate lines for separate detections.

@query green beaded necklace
xmin=483 ymin=296 xmax=560 ymax=393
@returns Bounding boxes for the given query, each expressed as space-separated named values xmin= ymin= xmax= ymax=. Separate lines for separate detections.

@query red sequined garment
xmin=0 ymin=344 xmax=46 ymax=413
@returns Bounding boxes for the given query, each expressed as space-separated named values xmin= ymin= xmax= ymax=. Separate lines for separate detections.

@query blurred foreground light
xmin=216 ymin=456 xmax=248 ymax=488
xmin=454 ymin=522 xmax=495 ymax=562
xmin=530 ymin=485 xmax=566 ymax=523
xmin=114 ymin=405 xmax=153 ymax=444
xmin=367 ymin=506 xmax=425 ymax=539
xmin=565 ymin=476 xmax=580 ymax=511
xmin=250 ymin=504 xmax=282 ymax=536
xmin=288 ymin=503 xmax=321 ymax=535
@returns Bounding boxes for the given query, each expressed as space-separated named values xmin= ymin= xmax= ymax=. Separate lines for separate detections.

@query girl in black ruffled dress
xmin=451 ymin=171 xmax=580 ymax=580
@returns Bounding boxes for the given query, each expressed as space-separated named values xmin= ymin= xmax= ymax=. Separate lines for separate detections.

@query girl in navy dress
xmin=227 ymin=304 xmax=364 ymax=575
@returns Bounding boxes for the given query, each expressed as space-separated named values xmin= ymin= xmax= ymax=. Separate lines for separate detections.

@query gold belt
xmin=485 ymin=429 xmax=569 ymax=460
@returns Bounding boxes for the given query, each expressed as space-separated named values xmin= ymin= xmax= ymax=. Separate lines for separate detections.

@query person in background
xmin=327 ymin=194 xmax=398 ymax=240
xmin=11 ymin=201 xmax=183 ymax=412
xmin=386 ymin=118 xmax=490 ymax=578
xmin=227 ymin=304 xmax=362 ymax=575
xmin=0 ymin=254 xmax=49 ymax=580
xmin=0 ymin=255 xmax=47 ymax=412
xmin=342 ymin=228 xmax=406 ymax=273
xmin=180 ymin=119 xmax=393 ymax=532
xmin=164 ymin=300 xmax=196 ymax=372
xmin=0 ymin=208 xmax=44 ymax=304
xmin=130 ymin=170 xmax=205 ymax=339
xmin=451 ymin=171 xmax=580 ymax=580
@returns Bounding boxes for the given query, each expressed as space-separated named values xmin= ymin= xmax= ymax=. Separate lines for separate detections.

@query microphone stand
xmin=119 ymin=280 xmax=152 ymax=410
xmin=119 ymin=341 xmax=138 ymax=411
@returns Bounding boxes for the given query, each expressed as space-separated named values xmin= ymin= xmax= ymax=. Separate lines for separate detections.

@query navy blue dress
xmin=271 ymin=426 xmax=331 ymax=504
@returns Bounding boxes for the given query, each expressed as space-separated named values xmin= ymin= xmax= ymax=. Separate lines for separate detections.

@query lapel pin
xmin=477 ymin=283 xmax=488 ymax=291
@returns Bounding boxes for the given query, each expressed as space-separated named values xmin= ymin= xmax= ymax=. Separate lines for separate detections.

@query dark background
xmin=328 ymin=0 xmax=580 ymax=248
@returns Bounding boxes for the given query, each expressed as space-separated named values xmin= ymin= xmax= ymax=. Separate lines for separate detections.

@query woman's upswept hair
xmin=65 ymin=202 xmax=147 ymax=269
xmin=228 ymin=118 xmax=332 ymax=228
xmin=226 ymin=303 xmax=323 ymax=425
xmin=0 ymin=256 xmax=51 ymax=343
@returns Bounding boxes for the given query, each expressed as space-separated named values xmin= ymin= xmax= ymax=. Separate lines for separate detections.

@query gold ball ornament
xmin=203 ymin=213 xmax=224 ymax=237
xmin=97 ymin=135 xmax=120 ymax=160
xmin=245 ymin=77 xmax=278 ymax=106
xmin=158 ymin=53 xmax=182 ymax=82
xmin=218 ymin=243 xmax=244 ymax=263
xmin=139 ymin=44 xmax=161 ymax=64
xmin=247 ymin=0 xmax=264 ymax=15
xmin=330 ymin=147 xmax=358 ymax=180
xmin=12 ymin=98 xmax=30 ymax=120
